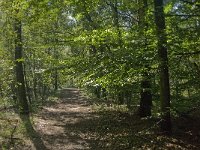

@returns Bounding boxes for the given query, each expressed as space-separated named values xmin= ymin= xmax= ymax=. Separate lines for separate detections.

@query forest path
xmin=24 ymin=88 xmax=200 ymax=150
xmin=33 ymin=88 xmax=98 ymax=150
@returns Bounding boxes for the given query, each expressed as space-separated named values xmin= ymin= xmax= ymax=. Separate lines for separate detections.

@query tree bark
xmin=138 ymin=0 xmax=152 ymax=117
xmin=109 ymin=1 xmax=122 ymax=46
xmin=154 ymin=0 xmax=171 ymax=134
xmin=14 ymin=18 xmax=29 ymax=114
xmin=139 ymin=74 xmax=152 ymax=117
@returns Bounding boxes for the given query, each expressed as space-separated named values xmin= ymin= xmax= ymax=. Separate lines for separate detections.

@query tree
xmin=154 ymin=0 xmax=171 ymax=134
xmin=138 ymin=0 xmax=153 ymax=118
xmin=14 ymin=10 xmax=29 ymax=114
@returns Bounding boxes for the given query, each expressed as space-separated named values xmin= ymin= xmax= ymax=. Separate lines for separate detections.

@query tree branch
xmin=181 ymin=0 xmax=200 ymax=8
xmin=175 ymin=51 xmax=200 ymax=56
xmin=165 ymin=14 xmax=200 ymax=17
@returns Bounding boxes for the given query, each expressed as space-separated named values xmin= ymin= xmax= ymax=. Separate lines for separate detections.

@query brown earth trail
xmin=32 ymin=88 xmax=99 ymax=150
xmin=14 ymin=88 xmax=200 ymax=150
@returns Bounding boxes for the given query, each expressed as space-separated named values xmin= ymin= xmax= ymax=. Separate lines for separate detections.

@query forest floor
xmin=1 ymin=88 xmax=200 ymax=150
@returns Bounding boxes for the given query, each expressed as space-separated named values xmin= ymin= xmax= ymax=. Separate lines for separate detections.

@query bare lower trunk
xmin=154 ymin=0 xmax=171 ymax=134
xmin=138 ymin=0 xmax=152 ymax=117
xmin=14 ymin=18 xmax=29 ymax=114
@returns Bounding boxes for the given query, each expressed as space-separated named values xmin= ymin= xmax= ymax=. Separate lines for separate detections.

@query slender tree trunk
xmin=54 ymin=70 xmax=58 ymax=91
xmin=109 ymin=0 xmax=122 ymax=46
xmin=138 ymin=0 xmax=152 ymax=117
xmin=154 ymin=0 xmax=171 ymax=134
xmin=125 ymin=89 xmax=132 ymax=109
xmin=14 ymin=18 xmax=29 ymax=114
xmin=118 ymin=91 xmax=124 ymax=105
xmin=53 ymin=22 xmax=59 ymax=91
xmin=53 ymin=45 xmax=59 ymax=91
xmin=94 ymin=85 xmax=101 ymax=98
xmin=24 ymin=63 xmax=32 ymax=105
xmin=82 ymin=0 xmax=97 ymax=54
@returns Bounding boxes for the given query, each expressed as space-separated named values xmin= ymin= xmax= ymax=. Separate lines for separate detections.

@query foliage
xmin=0 ymin=0 xmax=199 ymax=148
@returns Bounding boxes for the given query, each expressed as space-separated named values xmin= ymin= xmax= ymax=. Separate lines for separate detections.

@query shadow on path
xmin=20 ymin=115 xmax=48 ymax=150
xmin=27 ymin=88 xmax=200 ymax=150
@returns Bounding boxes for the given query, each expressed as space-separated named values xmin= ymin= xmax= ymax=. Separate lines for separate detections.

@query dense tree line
xmin=0 ymin=0 xmax=199 ymax=134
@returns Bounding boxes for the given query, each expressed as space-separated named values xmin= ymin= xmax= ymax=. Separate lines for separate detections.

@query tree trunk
xmin=154 ymin=0 xmax=171 ymax=134
xmin=14 ymin=18 xmax=29 ymax=114
xmin=94 ymin=85 xmax=101 ymax=98
xmin=139 ymin=74 xmax=152 ymax=117
xmin=118 ymin=91 xmax=124 ymax=105
xmin=54 ymin=70 xmax=58 ymax=91
xmin=138 ymin=0 xmax=152 ymax=117
xmin=125 ymin=89 xmax=132 ymax=109
xmin=109 ymin=1 xmax=122 ymax=46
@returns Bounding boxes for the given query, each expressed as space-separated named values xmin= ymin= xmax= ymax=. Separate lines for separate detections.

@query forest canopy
xmin=0 ymin=0 xmax=200 ymax=144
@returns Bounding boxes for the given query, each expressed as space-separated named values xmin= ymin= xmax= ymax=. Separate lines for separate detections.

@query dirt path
xmin=18 ymin=88 xmax=200 ymax=150
xmin=33 ymin=88 xmax=98 ymax=150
